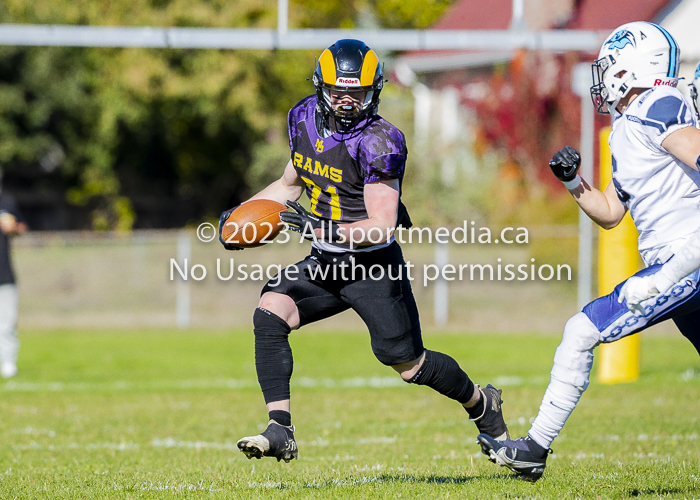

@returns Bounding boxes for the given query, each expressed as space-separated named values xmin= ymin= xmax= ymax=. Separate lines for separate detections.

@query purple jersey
xmin=287 ymin=95 xmax=409 ymax=224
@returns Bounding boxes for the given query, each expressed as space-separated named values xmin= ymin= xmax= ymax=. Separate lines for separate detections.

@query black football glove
xmin=549 ymin=146 xmax=581 ymax=182
xmin=279 ymin=200 xmax=342 ymax=242
xmin=218 ymin=205 xmax=243 ymax=251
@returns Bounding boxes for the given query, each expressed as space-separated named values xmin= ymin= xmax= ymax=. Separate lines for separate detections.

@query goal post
xmin=596 ymin=126 xmax=642 ymax=384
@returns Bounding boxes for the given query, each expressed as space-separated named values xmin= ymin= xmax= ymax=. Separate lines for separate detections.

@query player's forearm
xmin=569 ymin=179 xmax=626 ymax=229
xmin=249 ymin=179 xmax=303 ymax=205
xmin=337 ymin=216 xmax=396 ymax=246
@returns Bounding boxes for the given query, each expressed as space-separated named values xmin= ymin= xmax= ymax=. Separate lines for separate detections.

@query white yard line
xmin=0 ymin=375 xmax=550 ymax=393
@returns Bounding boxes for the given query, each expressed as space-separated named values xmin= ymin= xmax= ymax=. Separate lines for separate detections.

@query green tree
xmin=0 ymin=0 xmax=456 ymax=229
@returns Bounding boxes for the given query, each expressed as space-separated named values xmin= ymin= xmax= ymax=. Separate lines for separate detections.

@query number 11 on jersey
xmin=300 ymin=176 xmax=341 ymax=220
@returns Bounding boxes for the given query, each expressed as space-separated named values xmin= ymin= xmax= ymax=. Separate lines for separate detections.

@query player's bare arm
xmin=661 ymin=125 xmax=700 ymax=170
xmin=548 ymin=146 xmax=626 ymax=229
xmin=570 ymin=180 xmax=626 ymax=230
xmin=249 ymin=159 xmax=305 ymax=205
xmin=315 ymin=179 xmax=399 ymax=245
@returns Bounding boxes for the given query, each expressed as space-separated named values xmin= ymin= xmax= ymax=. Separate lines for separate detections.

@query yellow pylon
xmin=597 ymin=126 xmax=642 ymax=384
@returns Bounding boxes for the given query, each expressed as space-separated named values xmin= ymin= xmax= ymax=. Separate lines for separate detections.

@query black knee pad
xmin=406 ymin=350 xmax=474 ymax=404
xmin=370 ymin=328 xmax=424 ymax=366
xmin=372 ymin=346 xmax=404 ymax=366
xmin=253 ymin=307 xmax=293 ymax=404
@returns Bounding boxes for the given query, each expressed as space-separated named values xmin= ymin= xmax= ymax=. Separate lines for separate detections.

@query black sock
xmin=464 ymin=391 xmax=484 ymax=419
xmin=526 ymin=435 xmax=548 ymax=458
xmin=269 ymin=410 xmax=292 ymax=427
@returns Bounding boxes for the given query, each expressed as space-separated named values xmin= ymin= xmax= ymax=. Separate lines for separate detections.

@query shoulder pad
xmin=361 ymin=118 xmax=406 ymax=158
xmin=638 ymin=88 xmax=693 ymax=133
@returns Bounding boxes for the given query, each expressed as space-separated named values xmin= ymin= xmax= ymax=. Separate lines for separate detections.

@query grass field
xmin=1 ymin=328 xmax=699 ymax=499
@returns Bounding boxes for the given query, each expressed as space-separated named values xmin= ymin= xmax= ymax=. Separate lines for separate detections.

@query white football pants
xmin=0 ymin=284 xmax=19 ymax=365
xmin=528 ymin=265 xmax=700 ymax=450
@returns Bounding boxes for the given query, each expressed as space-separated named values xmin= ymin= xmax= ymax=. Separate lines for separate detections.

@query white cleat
xmin=1 ymin=363 xmax=17 ymax=378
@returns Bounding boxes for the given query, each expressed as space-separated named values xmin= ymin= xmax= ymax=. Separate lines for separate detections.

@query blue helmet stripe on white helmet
xmin=647 ymin=22 xmax=679 ymax=78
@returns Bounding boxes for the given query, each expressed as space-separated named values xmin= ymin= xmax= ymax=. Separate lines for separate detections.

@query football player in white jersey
xmin=477 ymin=21 xmax=700 ymax=483
xmin=690 ymin=60 xmax=700 ymax=120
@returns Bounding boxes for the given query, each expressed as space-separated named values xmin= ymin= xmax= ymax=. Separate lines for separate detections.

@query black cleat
xmin=237 ymin=420 xmax=298 ymax=463
xmin=477 ymin=434 xmax=551 ymax=483
xmin=470 ymin=384 xmax=510 ymax=440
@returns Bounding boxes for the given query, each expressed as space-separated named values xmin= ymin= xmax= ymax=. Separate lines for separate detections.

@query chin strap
xmin=608 ymin=72 xmax=637 ymax=117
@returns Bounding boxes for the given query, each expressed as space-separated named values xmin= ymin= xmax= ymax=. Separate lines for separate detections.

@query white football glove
xmin=618 ymin=275 xmax=660 ymax=316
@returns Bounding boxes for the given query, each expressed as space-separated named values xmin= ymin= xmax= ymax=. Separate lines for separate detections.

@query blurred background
xmin=3 ymin=0 xmax=697 ymax=332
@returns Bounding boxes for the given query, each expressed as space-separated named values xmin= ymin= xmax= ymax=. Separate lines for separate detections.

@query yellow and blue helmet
xmin=313 ymin=39 xmax=383 ymax=130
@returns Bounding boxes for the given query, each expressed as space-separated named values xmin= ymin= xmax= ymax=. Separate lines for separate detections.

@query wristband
xmin=563 ymin=175 xmax=582 ymax=190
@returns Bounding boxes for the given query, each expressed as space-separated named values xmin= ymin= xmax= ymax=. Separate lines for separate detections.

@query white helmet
xmin=591 ymin=21 xmax=680 ymax=117
xmin=690 ymin=60 xmax=700 ymax=120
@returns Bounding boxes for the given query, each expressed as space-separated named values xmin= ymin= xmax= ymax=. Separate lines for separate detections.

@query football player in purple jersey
xmin=220 ymin=39 xmax=509 ymax=463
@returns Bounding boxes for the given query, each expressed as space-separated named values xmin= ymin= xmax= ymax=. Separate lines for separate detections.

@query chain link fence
xmin=10 ymin=226 xmax=618 ymax=333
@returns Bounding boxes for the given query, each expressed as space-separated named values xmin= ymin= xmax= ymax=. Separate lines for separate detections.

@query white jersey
xmin=609 ymin=86 xmax=700 ymax=266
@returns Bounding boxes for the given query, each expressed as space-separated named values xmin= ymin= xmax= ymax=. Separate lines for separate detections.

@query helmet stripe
xmin=360 ymin=49 xmax=379 ymax=87
xmin=319 ymin=48 xmax=336 ymax=85
xmin=650 ymin=23 xmax=679 ymax=78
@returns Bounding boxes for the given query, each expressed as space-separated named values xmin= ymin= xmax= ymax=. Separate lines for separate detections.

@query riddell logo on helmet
xmin=654 ymin=79 xmax=677 ymax=87
xmin=336 ymin=78 xmax=360 ymax=86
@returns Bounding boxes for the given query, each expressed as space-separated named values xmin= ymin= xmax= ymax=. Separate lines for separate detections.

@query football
xmin=221 ymin=199 xmax=287 ymax=248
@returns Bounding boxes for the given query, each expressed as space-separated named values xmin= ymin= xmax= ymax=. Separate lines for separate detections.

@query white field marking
xmin=302 ymin=436 xmax=398 ymax=447
xmin=295 ymin=377 xmax=404 ymax=388
xmin=331 ymin=476 xmax=381 ymax=486
xmin=656 ymin=433 xmax=698 ymax=441
xmin=85 ymin=442 xmax=138 ymax=450
xmin=11 ymin=426 xmax=56 ymax=437
xmin=354 ymin=464 xmax=384 ymax=471
xmin=0 ymin=379 xmax=257 ymax=392
xmin=599 ymin=433 xmax=699 ymax=442
xmin=151 ymin=437 xmax=237 ymax=450
xmin=596 ymin=435 xmax=620 ymax=441
xmin=0 ymin=377 xmax=399 ymax=392
xmin=591 ymin=472 xmax=619 ymax=479
xmin=316 ymin=455 xmax=355 ymax=462
xmin=127 ymin=481 xmax=221 ymax=492
xmin=12 ymin=441 xmax=138 ymax=451
xmin=516 ymin=416 xmax=538 ymax=426
xmin=492 ymin=375 xmax=548 ymax=387
xmin=356 ymin=436 xmax=397 ymax=445
xmin=248 ymin=481 xmax=283 ymax=489
xmin=1 ymin=375 xmax=552 ymax=394
xmin=680 ymin=368 xmax=698 ymax=381
xmin=285 ymin=477 xmax=383 ymax=488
